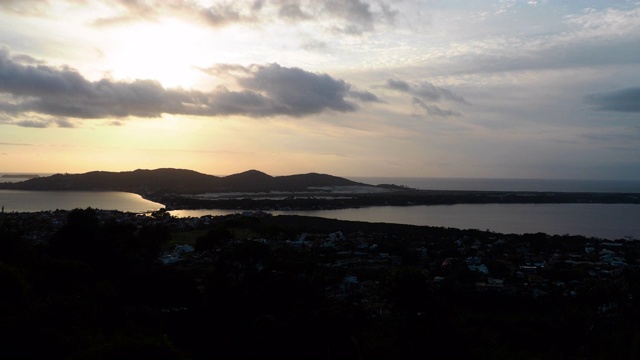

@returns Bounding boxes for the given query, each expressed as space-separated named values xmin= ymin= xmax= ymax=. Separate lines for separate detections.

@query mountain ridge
xmin=0 ymin=168 xmax=371 ymax=195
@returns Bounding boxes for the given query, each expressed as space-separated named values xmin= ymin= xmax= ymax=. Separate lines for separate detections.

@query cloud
xmin=584 ymin=87 xmax=640 ymax=113
xmin=385 ymin=79 xmax=411 ymax=92
xmin=279 ymin=2 xmax=311 ymax=21
xmin=0 ymin=142 xmax=33 ymax=146
xmin=301 ymin=39 xmax=328 ymax=51
xmin=9 ymin=53 xmax=44 ymax=65
xmin=9 ymin=116 xmax=75 ymax=129
xmin=381 ymin=78 xmax=467 ymax=118
xmin=348 ymin=90 xmax=382 ymax=103
xmin=198 ymin=3 xmax=256 ymax=27
xmin=322 ymin=0 xmax=375 ymax=34
xmin=565 ymin=7 xmax=640 ymax=40
xmin=378 ymin=2 xmax=399 ymax=25
xmin=233 ymin=63 xmax=371 ymax=115
xmin=400 ymin=6 xmax=640 ymax=78
xmin=16 ymin=119 xmax=49 ymax=128
xmin=0 ymin=49 xmax=189 ymax=118
xmin=5 ymin=0 xmax=400 ymax=36
xmin=0 ymin=0 xmax=50 ymax=16
xmin=55 ymin=118 xmax=76 ymax=128
xmin=0 ymin=49 xmax=377 ymax=122
xmin=91 ymin=0 xmax=159 ymax=26
xmin=412 ymin=98 xmax=462 ymax=118
xmin=90 ymin=0 xmax=261 ymax=27
xmin=383 ymin=79 xmax=468 ymax=104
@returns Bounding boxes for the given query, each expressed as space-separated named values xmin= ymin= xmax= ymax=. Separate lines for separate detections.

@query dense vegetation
xmin=155 ymin=190 xmax=640 ymax=210
xmin=2 ymin=209 xmax=640 ymax=359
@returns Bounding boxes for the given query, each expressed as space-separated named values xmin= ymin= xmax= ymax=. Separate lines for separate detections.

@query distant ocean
xmin=348 ymin=177 xmax=640 ymax=193
xmin=0 ymin=173 xmax=54 ymax=183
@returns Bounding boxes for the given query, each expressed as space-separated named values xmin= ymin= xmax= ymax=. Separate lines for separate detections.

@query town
xmin=2 ymin=208 xmax=640 ymax=359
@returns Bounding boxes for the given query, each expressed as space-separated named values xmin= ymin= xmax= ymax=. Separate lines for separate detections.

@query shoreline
xmin=146 ymin=189 xmax=640 ymax=211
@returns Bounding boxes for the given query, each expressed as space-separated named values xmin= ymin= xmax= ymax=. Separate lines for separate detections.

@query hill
xmin=0 ymin=168 xmax=370 ymax=195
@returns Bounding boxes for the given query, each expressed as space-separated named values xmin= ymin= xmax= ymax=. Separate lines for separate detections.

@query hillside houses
xmin=3 ymin=209 xmax=640 ymax=311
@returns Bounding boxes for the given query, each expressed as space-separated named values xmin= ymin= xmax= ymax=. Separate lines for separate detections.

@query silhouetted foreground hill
xmin=0 ymin=168 xmax=369 ymax=194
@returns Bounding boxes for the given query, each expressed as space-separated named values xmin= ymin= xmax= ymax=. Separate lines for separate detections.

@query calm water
xmin=170 ymin=204 xmax=640 ymax=241
xmin=0 ymin=190 xmax=163 ymax=212
xmin=2 ymin=175 xmax=640 ymax=240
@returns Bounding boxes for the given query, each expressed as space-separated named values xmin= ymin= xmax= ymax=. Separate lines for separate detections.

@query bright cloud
xmin=0 ymin=48 xmax=380 ymax=123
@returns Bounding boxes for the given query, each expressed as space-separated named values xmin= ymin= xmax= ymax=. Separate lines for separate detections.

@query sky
xmin=0 ymin=0 xmax=639 ymax=179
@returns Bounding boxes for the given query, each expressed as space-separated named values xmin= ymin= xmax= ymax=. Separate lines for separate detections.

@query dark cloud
xmin=348 ymin=90 xmax=383 ymax=103
xmin=323 ymin=0 xmax=374 ymax=34
xmin=382 ymin=78 xmax=467 ymax=118
xmin=279 ymin=3 xmax=311 ymax=21
xmin=235 ymin=63 xmax=360 ymax=115
xmin=378 ymin=2 xmax=399 ymax=25
xmin=16 ymin=119 xmax=49 ymax=128
xmin=55 ymin=118 xmax=76 ymax=128
xmin=383 ymin=79 xmax=468 ymax=104
xmin=0 ymin=49 xmax=377 ymax=122
xmin=9 ymin=116 xmax=75 ymax=129
xmin=198 ymin=3 xmax=253 ymax=27
xmin=584 ymin=87 xmax=640 ymax=113
xmin=385 ymin=79 xmax=411 ymax=92
xmin=414 ymin=83 xmax=468 ymax=104
xmin=412 ymin=98 xmax=462 ymax=118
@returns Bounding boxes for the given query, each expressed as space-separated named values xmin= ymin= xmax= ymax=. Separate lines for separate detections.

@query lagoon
xmin=0 ymin=190 xmax=163 ymax=213
xmin=170 ymin=203 xmax=640 ymax=241
xmin=2 ymin=189 xmax=639 ymax=240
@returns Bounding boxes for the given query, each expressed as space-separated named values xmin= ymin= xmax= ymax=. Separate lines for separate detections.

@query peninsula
xmin=1 ymin=168 xmax=638 ymax=210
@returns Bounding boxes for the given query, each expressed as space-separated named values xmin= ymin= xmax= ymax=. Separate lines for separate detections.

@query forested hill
xmin=0 ymin=168 xmax=370 ymax=194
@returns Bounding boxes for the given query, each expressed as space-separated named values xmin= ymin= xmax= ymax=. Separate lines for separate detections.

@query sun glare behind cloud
xmin=104 ymin=20 xmax=208 ymax=89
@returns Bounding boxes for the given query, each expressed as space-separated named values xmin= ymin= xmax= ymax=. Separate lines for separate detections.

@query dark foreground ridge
xmin=2 ymin=208 xmax=640 ymax=359
xmin=1 ymin=168 xmax=639 ymax=210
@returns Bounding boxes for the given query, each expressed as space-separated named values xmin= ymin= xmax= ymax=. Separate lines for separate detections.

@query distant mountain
xmin=273 ymin=173 xmax=365 ymax=191
xmin=219 ymin=170 xmax=275 ymax=191
xmin=217 ymin=170 xmax=365 ymax=192
xmin=0 ymin=168 xmax=370 ymax=194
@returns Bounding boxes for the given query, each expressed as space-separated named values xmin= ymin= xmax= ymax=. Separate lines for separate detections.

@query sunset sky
xmin=1 ymin=0 xmax=639 ymax=179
